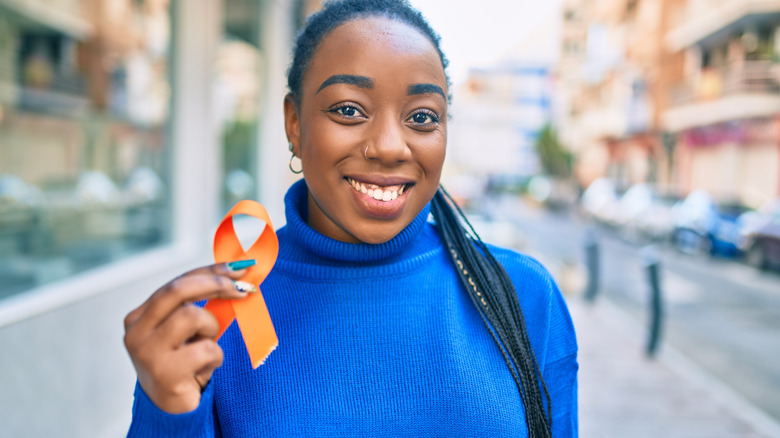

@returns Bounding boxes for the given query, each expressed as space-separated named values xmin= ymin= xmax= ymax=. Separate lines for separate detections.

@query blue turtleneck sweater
xmin=128 ymin=180 xmax=578 ymax=437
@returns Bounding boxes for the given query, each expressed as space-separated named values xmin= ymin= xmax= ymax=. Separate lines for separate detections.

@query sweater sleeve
xmin=541 ymin=269 xmax=579 ymax=438
xmin=127 ymin=381 xmax=218 ymax=438
xmin=544 ymin=352 xmax=579 ymax=438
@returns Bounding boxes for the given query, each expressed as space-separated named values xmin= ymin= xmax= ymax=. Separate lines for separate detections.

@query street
xmin=474 ymin=194 xmax=780 ymax=424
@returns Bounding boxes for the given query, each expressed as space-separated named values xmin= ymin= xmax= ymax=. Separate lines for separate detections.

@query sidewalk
xmin=570 ymin=297 xmax=780 ymax=438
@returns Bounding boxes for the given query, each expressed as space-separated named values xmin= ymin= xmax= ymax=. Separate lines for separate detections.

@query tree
xmin=534 ymin=123 xmax=571 ymax=178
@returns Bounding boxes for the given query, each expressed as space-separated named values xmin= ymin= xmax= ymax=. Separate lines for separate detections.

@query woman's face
xmin=284 ymin=17 xmax=448 ymax=244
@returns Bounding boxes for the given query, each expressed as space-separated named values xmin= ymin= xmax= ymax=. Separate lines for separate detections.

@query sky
xmin=408 ymin=0 xmax=563 ymax=86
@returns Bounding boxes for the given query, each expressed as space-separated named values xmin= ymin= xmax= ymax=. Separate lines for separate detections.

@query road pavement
xmin=470 ymin=194 xmax=780 ymax=436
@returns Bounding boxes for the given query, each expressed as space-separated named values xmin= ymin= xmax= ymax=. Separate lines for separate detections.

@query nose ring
xmin=364 ymin=145 xmax=369 ymax=160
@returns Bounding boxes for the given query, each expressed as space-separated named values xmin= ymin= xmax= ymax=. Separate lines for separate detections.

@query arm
xmin=542 ymin=274 xmax=579 ymax=437
xmin=544 ymin=352 xmax=579 ymax=438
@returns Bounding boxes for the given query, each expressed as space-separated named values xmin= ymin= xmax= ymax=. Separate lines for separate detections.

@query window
xmin=0 ymin=0 xmax=172 ymax=300
xmin=219 ymin=0 xmax=262 ymax=213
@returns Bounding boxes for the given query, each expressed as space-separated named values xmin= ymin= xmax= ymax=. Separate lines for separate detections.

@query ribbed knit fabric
xmin=128 ymin=180 xmax=578 ymax=437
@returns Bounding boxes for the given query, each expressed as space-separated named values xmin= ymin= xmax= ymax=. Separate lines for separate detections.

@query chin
xmin=360 ymin=236 xmax=393 ymax=245
xmin=351 ymin=225 xmax=404 ymax=245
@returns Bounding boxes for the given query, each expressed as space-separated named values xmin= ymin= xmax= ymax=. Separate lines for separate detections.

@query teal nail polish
xmin=227 ymin=259 xmax=256 ymax=271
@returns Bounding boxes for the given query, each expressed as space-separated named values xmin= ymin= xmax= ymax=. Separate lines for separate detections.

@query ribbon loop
xmin=205 ymin=200 xmax=279 ymax=368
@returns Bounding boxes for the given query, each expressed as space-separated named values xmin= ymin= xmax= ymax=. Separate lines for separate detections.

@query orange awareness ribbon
xmin=204 ymin=200 xmax=279 ymax=368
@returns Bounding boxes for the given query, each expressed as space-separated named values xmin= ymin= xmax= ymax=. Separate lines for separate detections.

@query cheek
xmin=410 ymin=136 xmax=446 ymax=207
xmin=301 ymin=120 xmax=360 ymax=164
xmin=417 ymin=133 xmax=447 ymax=174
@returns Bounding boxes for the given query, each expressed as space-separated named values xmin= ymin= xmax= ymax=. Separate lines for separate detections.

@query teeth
xmin=346 ymin=177 xmax=407 ymax=202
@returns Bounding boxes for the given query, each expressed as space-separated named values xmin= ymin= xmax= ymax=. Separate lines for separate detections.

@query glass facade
xmin=0 ymin=0 xmax=172 ymax=299
xmin=219 ymin=0 xmax=262 ymax=213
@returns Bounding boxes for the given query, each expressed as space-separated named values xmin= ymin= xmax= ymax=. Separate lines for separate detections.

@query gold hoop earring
xmin=289 ymin=152 xmax=303 ymax=174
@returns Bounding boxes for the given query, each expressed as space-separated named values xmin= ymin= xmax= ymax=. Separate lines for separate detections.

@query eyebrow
xmin=316 ymin=75 xmax=374 ymax=93
xmin=408 ymin=83 xmax=446 ymax=100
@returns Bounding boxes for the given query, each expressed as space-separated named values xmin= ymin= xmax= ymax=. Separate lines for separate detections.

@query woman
xmin=124 ymin=1 xmax=578 ymax=436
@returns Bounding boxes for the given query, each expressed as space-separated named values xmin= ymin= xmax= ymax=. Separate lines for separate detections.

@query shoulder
xmin=483 ymin=243 xmax=557 ymax=293
xmin=483 ymin=242 xmax=578 ymax=364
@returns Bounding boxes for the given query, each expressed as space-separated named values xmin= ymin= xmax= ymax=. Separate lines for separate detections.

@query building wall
xmin=677 ymin=131 xmax=780 ymax=204
xmin=556 ymin=0 xmax=684 ymax=191
xmin=0 ymin=0 xmax=298 ymax=436
xmin=0 ymin=249 xmax=204 ymax=437
xmin=663 ymin=0 xmax=780 ymax=205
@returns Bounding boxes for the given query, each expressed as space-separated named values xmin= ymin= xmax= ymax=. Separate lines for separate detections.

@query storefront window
xmin=218 ymin=0 xmax=261 ymax=213
xmin=0 ymin=0 xmax=172 ymax=299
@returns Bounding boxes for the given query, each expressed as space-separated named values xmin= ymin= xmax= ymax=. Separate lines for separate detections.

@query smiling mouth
xmin=345 ymin=177 xmax=411 ymax=202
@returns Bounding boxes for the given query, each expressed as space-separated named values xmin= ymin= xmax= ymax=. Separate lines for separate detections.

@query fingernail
xmin=227 ymin=259 xmax=256 ymax=271
xmin=233 ymin=280 xmax=258 ymax=293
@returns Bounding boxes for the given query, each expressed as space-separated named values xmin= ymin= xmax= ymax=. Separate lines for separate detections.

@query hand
xmin=123 ymin=262 xmax=256 ymax=413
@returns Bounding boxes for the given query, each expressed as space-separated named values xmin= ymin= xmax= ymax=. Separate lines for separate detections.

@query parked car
xmin=613 ymin=183 xmax=677 ymax=242
xmin=581 ymin=178 xmax=619 ymax=225
xmin=671 ymin=190 xmax=749 ymax=257
xmin=611 ymin=183 xmax=653 ymax=229
xmin=738 ymin=199 xmax=780 ymax=270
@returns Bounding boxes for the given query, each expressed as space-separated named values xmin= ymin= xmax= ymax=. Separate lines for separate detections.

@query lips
xmin=345 ymin=176 xmax=409 ymax=202
xmin=343 ymin=175 xmax=414 ymax=219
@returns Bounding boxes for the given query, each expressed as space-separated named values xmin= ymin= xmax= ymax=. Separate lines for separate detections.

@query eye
xmin=337 ymin=106 xmax=357 ymax=117
xmin=328 ymin=103 xmax=365 ymax=119
xmin=407 ymin=109 xmax=439 ymax=128
xmin=412 ymin=113 xmax=432 ymax=124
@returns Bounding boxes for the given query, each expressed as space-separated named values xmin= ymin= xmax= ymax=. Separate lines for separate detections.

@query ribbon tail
xmin=232 ymin=291 xmax=278 ymax=368
xmin=204 ymin=299 xmax=237 ymax=341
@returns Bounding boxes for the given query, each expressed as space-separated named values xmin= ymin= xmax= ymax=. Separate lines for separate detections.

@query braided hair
xmin=287 ymin=1 xmax=551 ymax=435
xmin=431 ymin=187 xmax=552 ymax=436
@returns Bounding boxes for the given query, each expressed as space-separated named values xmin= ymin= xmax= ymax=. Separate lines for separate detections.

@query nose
xmin=364 ymin=114 xmax=411 ymax=164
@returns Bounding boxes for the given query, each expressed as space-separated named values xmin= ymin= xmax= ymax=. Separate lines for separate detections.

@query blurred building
xmin=440 ymin=9 xmax=560 ymax=203
xmin=445 ymin=23 xmax=562 ymax=207
xmin=663 ymin=0 xmax=780 ymax=207
xmin=450 ymin=63 xmax=551 ymax=178
xmin=555 ymin=0 xmax=685 ymax=192
xmin=0 ymin=0 xmax=316 ymax=436
xmin=557 ymin=0 xmax=780 ymax=208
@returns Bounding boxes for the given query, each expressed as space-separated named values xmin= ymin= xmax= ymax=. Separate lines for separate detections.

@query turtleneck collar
xmin=279 ymin=179 xmax=432 ymax=264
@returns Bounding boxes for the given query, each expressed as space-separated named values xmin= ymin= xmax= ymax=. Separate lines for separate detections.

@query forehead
xmin=303 ymin=17 xmax=446 ymax=92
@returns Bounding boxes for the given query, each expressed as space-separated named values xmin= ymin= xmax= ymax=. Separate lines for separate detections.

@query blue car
xmin=671 ymin=190 xmax=749 ymax=257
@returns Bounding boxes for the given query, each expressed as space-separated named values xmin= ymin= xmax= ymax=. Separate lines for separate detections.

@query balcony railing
xmin=671 ymin=60 xmax=780 ymax=106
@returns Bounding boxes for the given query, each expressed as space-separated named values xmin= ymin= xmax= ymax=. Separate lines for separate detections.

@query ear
xmin=284 ymin=94 xmax=301 ymax=156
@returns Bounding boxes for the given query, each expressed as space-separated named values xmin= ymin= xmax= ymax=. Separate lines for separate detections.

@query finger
xmin=124 ymin=305 xmax=145 ymax=331
xmin=129 ymin=261 xmax=254 ymax=324
xmin=155 ymin=303 xmax=220 ymax=348
xmin=133 ymin=273 xmax=255 ymax=335
xmin=174 ymin=338 xmax=224 ymax=383
xmin=193 ymin=373 xmax=211 ymax=391
xmin=185 ymin=260 xmax=255 ymax=281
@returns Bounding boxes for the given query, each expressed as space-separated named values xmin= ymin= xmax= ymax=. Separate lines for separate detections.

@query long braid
xmin=431 ymin=187 xmax=552 ymax=437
